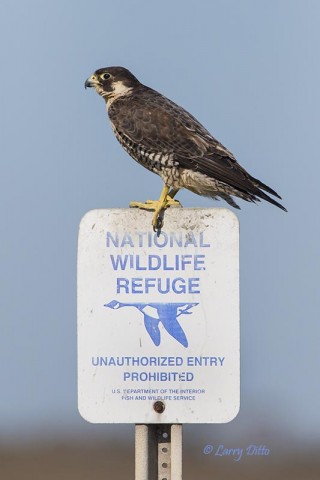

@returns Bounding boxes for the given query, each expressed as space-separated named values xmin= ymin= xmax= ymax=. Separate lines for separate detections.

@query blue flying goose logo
xmin=104 ymin=301 xmax=199 ymax=347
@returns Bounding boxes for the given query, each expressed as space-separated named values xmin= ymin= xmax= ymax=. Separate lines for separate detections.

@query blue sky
xmin=1 ymin=0 xmax=319 ymax=449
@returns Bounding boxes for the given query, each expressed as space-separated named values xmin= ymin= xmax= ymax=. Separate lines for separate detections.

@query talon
xmin=130 ymin=185 xmax=182 ymax=230
xmin=153 ymin=215 xmax=163 ymax=233
xmin=152 ymin=209 xmax=164 ymax=233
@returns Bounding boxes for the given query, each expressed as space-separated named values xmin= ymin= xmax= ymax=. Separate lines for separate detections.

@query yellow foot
xmin=130 ymin=196 xmax=182 ymax=232
xmin=164 ymin=196 xmax=182 ymax=208
xmin=129 ymin=199 xmax=161 ymax=211
xmin=129 ymin=196 xmax=181 ymax=211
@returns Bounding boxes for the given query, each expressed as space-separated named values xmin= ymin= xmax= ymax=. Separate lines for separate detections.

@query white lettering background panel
xmin=78 ymin=208 xmax=239 ymax=423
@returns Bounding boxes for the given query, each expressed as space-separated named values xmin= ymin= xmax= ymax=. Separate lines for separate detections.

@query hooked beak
xmin=85 ymin=75 xmax=99 ymax=89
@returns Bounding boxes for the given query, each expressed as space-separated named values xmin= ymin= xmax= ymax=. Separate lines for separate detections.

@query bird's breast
xmin=111 ymin=125 xmax=179 ymax=179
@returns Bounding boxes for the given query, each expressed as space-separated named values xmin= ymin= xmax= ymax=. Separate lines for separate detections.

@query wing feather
xmin=108 ymin=85 xmax=285 ymax=208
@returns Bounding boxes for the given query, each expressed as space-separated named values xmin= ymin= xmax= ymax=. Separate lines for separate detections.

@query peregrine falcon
xmin=85 ymin=66 xmax=286 ymax=230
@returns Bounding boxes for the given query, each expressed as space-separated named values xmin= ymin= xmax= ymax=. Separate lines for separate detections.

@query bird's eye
xmin=102 ymin=73 xmax=111 ymax=80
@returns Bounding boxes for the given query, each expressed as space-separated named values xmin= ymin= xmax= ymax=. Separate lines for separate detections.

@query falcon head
xmin=85 ymin=66 xmax=140 ymax=103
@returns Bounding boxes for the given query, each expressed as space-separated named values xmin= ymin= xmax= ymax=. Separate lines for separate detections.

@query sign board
xmin=77 ymin=208 xmax=240 ymax=423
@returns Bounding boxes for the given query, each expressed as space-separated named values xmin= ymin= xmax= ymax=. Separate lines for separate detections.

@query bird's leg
xmin=129 ymin=185 xmax=182 ymax=232
xmin=168 ymin=188 xmax=182 ymax=206
xmin=151 ymin=185 xmax=170 ymax=232
xmin=154 ymin=189 xmax=181 ymax=231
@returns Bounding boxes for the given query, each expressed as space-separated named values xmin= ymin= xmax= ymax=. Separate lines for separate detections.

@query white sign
xmin=77 ymin=208 xmax=239 ymax=423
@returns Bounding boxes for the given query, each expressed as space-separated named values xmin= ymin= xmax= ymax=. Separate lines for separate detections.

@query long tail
xmin=249 ymin=175 xmax=287 ymax=212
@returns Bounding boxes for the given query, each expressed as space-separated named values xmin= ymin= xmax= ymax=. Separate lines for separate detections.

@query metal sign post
xmin=77 ymin=208 xmax=240 ymax=479
xmin=135 ymin=424 xmax=182 ymax=480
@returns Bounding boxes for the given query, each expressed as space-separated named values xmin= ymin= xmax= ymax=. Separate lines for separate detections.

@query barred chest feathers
xmin=110 ymin=123 xmax=181 ymax=187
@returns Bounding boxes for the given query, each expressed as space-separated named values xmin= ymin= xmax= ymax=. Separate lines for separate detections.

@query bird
xmin=85 ymin=66 xmax=286 ymax=230
xmin=105 ymin=300 xmax=199 ymax=347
